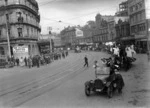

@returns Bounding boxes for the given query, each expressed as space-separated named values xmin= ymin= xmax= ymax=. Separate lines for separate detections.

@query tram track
xmin=0 ymin=53 xmax=84 ymax=97
xmin=0 ymin=52 xmax=96 ymax=107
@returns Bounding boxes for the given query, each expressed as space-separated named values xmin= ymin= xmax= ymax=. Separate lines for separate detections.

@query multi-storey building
xmin=115 ymin=1 xmax=128 ymax=16
xmin=75 ymin=26 xmax=93 ymax=46
xmin=60 ymin=27 xmax=76 ymax=49
xmin=107 ymin=20 xmax=116 ymax=42
xmin=115 ymin=17 xmax=133 ymax=45
xmin=93 ymin=13 xmax=115 ymax=47
xmin=60 ymin=25 xmax=93 ymax=50
xmin=114 ymin=0 xmax=138 ymax=47
xmin=0 ymin=0 xmax=41 ymax=60
xmin=128 ymin=0 xmax=147 ymax=53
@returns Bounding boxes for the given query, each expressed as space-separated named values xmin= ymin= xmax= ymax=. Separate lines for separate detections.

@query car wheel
xmin=107 ymin=85 xmax=113 ymax=98
xmin=85 ymin=86 xmax=90 ymax=96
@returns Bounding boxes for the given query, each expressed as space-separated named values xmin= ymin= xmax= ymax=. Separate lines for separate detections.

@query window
xmin=18 ymin=28 xmax=22 ymax=37
xmin=139 ymin=2 xmax=143 ymax=8
xmin=135 ymin=5 xmax=138 ymax=10
xmin=5 ymin=0 xmax=8 ymax=5
xmin=31 ymin=28 xmax=33 ymax=35
xmin=15 ymin=0 xmax=20 ymax=4
xmin=26 ymin=14 xmax=28 ymax=22
xmin=0 ymin=47 xmax=5 ymax=55
xmin=25 ymin=0 xmax=27 ymax=5
xmin=0 ymin=30 xmax=1 ymax=38
xmin=130 ymin=7 xmax=133 ymax=13
xmin=27 ymin=27 xmax=29 ymax=36
xmin=6 ymin=14 xmax=9 ymax=21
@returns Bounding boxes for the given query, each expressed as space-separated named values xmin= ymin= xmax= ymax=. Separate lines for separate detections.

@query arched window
xmin=0 ymin=47 xmax=5 ymax=55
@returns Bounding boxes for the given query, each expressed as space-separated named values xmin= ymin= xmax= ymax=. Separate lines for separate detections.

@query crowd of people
xmin=105 ymin=44 xmax=137 ymax=71
xmin=7 ymin=50 xmax=69 ymax=68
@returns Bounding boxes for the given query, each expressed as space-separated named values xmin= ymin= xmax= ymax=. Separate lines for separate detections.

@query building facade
xmin=115 ymin=17 xmax=132 ymax=45
xmin=60 ymin=27 xmax=76 ymax=49
xmin=75 ymin=26 xmax=93 ymax=46
xmin=93 ymin=13 xmax=115 ymax=47
xmin=38 ymin=34 xmax=54 ymax=55
xmin=128 ymin=0 xmax=147 ymax=53
xmin=107 ymin=20 xmax=116 ymax=42
xmin=0 ymin=0 xmax=41 ymax=60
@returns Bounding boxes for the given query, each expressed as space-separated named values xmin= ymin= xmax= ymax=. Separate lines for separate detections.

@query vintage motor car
xmin=84 ymin=64 xmax=124 ymax=98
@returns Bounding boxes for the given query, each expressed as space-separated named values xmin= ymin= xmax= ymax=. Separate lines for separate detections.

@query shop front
xmin=0 ymin=38 xmax=39 ymax=61
xmin=134 ymin=35 xmax=147 ymax=53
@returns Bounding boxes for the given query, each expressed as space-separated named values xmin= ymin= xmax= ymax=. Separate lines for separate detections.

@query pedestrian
xmin=20 ymin=57 xmax=24 ymax=67
xmin=28 ymin=56 xmax=32 ymax=68
xmin=84 ymin=55 xmax=88 ymax=67
xmin=16 ymin=57 xmax=19 ymax=66
xmin=36 ymin=55 xmax=40 ymax=68
xmin=24 ymin=57 xmax=27 ymax=66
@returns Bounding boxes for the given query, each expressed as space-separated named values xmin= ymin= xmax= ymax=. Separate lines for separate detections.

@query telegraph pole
xmin=48 ymin=27 xmax=52 ymax=53
xmin=145 ymin=0 xmax=150 ymax=61
xmin=5 ymin=3 xmax=11 ymax=58
xmin=147 ymin=19 xmax=150 ymax=61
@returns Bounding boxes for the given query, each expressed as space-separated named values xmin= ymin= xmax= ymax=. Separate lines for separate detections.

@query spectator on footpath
xmin=130 ymin=44 xmax=136 ymax=57
xmin=110 ymin=47 xmax=113 ymax=54
xmin=24 ymin=57 xmax=27 ymax=66
xmin=20 ymin=57 xmax=24 ymax=66
xmin=84 ymin=55 xmax=88 ymax=67
xmin=28 ymin=56 xmax=32 ymax=68
xmin=125 ymin=45 xmax=135 ymax=58
xmin=113 ymin=46 xmax=120 ymax=57
xmin=36 ymin=55 xmax=40 ymax=68
xmin=16 ymin=57 xmax=19 ymax=66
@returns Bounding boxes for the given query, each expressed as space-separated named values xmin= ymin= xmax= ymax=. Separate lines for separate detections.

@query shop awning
xmin=136 ymin=39 xmax=147 ymax=41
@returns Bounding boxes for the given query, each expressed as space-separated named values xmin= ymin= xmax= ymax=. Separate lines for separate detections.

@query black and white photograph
xmin=0 ymin=0 xmax=150 ymax=107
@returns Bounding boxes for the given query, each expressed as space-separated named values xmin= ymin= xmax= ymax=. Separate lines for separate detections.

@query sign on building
xmin=75 ymin=28 xmax=83 ymax=37
xmin=145 ymin=0 xmax=150 ymax=19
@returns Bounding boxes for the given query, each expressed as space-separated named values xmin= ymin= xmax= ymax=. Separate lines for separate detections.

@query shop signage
xmin=13 ymin=45 xmax=28 ymax=53
xmin=135 ymin=34 xmax=146 ymax=39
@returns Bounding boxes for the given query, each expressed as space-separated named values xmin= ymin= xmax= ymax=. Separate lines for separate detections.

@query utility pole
xmin=145 ymin=0 xmax=150 ymax=61
xmin=48 ymin=27 xmax=52 ymax=53
xmin=147 ymin=19 xmax=150 ymax=61
xmin=5 ymin=2 xmax=11 ymax=58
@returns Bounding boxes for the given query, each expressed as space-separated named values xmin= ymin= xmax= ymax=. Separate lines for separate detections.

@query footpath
xmin=121 ymin=54 xmax=150 ymax=107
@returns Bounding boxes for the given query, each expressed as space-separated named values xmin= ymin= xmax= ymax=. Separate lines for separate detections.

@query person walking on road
xmin=84 ymin=55 xmax=88 ymax=67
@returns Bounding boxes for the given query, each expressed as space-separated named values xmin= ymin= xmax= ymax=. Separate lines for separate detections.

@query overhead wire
xmin=41 ymin=5 xmax=117 ymax=23
xmin=41 ymin=16 xmax=76 ymax=26
xmin=39 ymin=0 xmax=57 ymax=6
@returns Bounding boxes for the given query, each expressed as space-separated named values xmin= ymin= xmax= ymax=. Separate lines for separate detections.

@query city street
xmin=0 ymin=51 xmax=149 ymax=108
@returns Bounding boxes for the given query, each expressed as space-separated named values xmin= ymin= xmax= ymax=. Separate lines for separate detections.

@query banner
xmin=75 ymin=28 xmax=83 ymax=37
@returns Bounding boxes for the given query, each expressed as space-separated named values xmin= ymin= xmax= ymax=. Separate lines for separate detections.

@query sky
xmin=36 ymin=0 xmax=125 ymax=34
